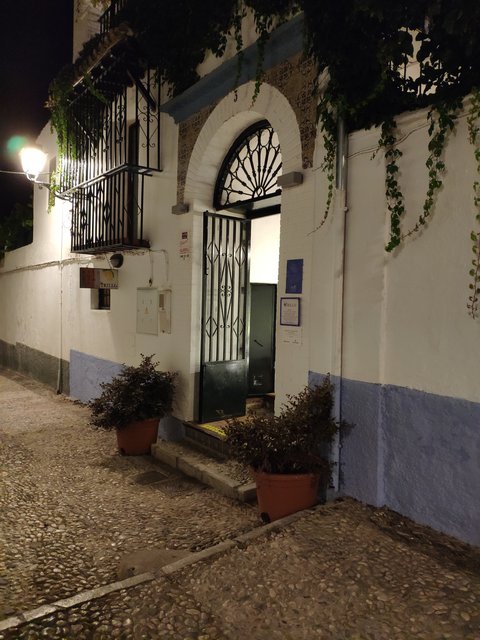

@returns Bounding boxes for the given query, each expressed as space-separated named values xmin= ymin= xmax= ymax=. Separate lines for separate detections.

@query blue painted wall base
xmin=309 ymin=371 xmax=480 ymax=547
xmin=70 ymin=350 xmax=124 ymax=403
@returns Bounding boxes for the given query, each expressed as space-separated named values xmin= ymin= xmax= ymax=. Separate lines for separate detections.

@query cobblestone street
xmin=1 ymin=368 xmax=479 ymax=639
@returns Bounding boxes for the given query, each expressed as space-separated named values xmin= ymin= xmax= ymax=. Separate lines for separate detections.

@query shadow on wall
xmin=0 ymin=339 xmax=69 ymax=393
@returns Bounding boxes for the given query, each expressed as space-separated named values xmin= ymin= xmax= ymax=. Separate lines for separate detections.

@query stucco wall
xmin=306 ymin=105 xmax=480 ymax=546
xmin=0 ymin=106 xmax=199 ymax=420
xmin=0 ymin=12 xmax=478 ymax=545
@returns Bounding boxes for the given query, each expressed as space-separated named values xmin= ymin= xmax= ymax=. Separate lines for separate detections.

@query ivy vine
xmin=378 ymin=118 xmax=405 ymax=252
xmin=467 ymin=88 xmax=480 ymax=319
xmin=47 ymin=1 xmax=480 ymax=317
xmin=308 ymin=99 xmax=336 ymax=234
xmin=399 ymin=100 xmax=461 ymax=244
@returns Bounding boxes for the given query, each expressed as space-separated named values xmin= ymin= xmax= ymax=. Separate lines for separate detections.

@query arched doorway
xmin=199 ymin=120 xmax=282 ymax=422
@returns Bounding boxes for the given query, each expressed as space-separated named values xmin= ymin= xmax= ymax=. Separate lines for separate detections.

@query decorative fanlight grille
xmin=214 ymin=120 xmax=282 ymax=211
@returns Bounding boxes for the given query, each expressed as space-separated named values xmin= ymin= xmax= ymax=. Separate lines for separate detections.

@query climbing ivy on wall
xmin=378 ymin=100 xmax=461 ymax=253
xmin=399 ymin=100 xmax=461 ymax=245
xmin=467 ymin=89 xmax=480 ymax=319
xmin=377 ymin=118 xmax=404 ymax=252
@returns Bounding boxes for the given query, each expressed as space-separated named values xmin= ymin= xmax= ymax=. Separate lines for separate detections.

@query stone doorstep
xmin=151 ymin=441 xmax=257 ymax=503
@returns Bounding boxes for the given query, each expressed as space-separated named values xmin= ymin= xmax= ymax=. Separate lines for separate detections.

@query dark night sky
xmin=0 ymin=0 xmax=73 ymax=219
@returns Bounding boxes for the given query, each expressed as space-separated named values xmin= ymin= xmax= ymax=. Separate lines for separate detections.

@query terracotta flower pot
xmin=116 ymin=418 xmax=159 ymax=455
xmin=252 ymin=469 xmax=321 ymax=523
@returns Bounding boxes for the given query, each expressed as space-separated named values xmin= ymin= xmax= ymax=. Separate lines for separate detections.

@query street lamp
xmin=19 ymin=146 xmax=49 ymax=184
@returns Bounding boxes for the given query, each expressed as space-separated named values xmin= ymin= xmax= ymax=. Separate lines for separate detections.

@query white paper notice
xmin=280 ymin=326 xmax=302 ymax=344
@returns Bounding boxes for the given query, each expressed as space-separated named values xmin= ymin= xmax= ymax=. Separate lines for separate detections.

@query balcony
xmin=58 ymin=7 xmax=161 ymax=254
xmin=71 ymin=164 xmax=150 ymax=254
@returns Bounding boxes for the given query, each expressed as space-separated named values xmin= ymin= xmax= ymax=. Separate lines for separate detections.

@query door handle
xmin=254 ymin=339 xmax=264 ymax=347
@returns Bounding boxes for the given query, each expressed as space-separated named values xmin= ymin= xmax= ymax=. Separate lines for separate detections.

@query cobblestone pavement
xmin=1 ymin=368 xmax=480 ymax=639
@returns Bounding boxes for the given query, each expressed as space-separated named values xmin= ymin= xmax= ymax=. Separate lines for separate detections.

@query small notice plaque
xmin=280 ymin=297 xmax=301 ymax=326
xmin=179 ymin=230 xmax=191 ymax=259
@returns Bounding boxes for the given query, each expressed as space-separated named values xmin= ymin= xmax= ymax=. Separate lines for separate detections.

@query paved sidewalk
xmin=1 ymin=368 xmax=479 ymax=639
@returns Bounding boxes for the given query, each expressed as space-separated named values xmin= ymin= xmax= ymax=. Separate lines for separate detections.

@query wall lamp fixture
xmin=19 ymin=146 xmax=70 ymax=202
xmin=19 ymin=146 xmax=49 ymax=185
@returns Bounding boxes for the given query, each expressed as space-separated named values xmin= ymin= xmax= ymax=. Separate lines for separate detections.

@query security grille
xmin=201 ymin=213 xmax=250 ymax=364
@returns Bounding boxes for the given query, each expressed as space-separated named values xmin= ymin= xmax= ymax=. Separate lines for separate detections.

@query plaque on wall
xmin=280 ymin=297 xmax=301 ymax=326
xmin=79 ymin=268 xmax=118 ymax=289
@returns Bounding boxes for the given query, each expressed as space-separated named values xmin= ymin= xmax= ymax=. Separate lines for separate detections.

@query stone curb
xmin=0 ymin=573 xmax=155 ymax=633
xmin=160 ymin=540 xmax=237 ymax=576
xmin=151 ymin=441 xmax=257 ymax=503
xmin=0 ymin=502 xmax=327 ymax=632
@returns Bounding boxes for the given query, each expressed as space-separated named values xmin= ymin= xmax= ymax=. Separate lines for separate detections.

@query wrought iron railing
xmin=59 ymin=55 xmax=160 ymax=194
xmin=60 ymin=24 xmax=161 ymax=253
xmin=99 ymin=0 xmax=128 ymax=35
xmin=70 ymin=165 xmax=148 ymax=253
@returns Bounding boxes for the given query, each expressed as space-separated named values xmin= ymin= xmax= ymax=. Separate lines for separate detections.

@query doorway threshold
xmin=183 ymin=395 xmax=274 ymax=459
xmin=183 ymin=420 xmax=229 ymax=459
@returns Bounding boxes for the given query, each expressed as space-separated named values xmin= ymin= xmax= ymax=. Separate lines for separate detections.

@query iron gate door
xmin=199 ymin=212 xmax=250 ymax=422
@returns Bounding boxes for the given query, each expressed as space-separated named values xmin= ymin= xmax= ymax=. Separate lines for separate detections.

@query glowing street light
xmin=19 ymin=146 xmax=48 ymax=182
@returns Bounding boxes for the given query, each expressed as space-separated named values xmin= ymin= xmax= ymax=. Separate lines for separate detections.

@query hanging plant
xmin=467 ymin=88 xmax=480 ymax=319
xmin=231 ymin=2 xmax=246 ymax=98
xmin=400 ymin=99 xmax=461 ymax=243
xmin=47 ymin=65 xmax=75 ymax=160
xmin=379 ymin=118 xmax=405 ymax=252
xmin=46 ymin=1 xmax=480 ymax=316
xmin=246 ymin=1 xmax=299 ymax=103
xmin=308 ymin=97 xmax=336 ymax=235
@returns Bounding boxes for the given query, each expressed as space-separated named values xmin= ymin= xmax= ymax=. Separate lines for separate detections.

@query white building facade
xmin=0 ymin=3 xmax=478 ymax=546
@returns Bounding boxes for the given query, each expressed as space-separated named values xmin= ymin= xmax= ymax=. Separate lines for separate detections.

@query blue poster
xmin=286 ymin=259 xmax=303 ymax=294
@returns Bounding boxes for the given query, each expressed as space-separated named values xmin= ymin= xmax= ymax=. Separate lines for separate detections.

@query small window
xmin=99 ymin=288 xmax=111 ymax=309
xmin=91 ymin=288 xmax=111 ymax=310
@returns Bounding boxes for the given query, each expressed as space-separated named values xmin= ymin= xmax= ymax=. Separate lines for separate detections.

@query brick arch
xmin=182 ymin=80 xmax=305 ymax=212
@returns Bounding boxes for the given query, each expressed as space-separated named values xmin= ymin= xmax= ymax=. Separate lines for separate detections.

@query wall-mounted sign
xmin=281 ymin=326 xmax=302 ymax=344
xmin=179 ymin=230 xmax=190 ymax=259
xmin=136 ymin=288 xmax=158 ymax=335
xmin=80 ymin=268 xmax=118 ymax=289
xmin=280 ymin=297 xmax=301 ymax=326
xmin=286 ymin=258 xmax=303 ymax=294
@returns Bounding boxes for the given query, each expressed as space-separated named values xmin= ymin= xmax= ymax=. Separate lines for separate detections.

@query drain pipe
xmin=56 ymin=203 xmax=64 ymax=394
xmin=332 ymin=117 xmax=348 ymax=494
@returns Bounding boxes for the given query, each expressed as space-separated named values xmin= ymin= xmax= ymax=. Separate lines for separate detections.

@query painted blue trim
xmin=161 ymin=14 xmax=305 ymax=123
xmin=382 ymin=384 xmax=480 ymax=547
xmin=308 ymin=371 xmax=480 ymax=547
xmin=70 ymin=350 xmax=123 ymax=403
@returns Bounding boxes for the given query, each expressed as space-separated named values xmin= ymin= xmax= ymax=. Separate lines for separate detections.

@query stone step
xmin=151 ymin=439 xmax=257 ymax=503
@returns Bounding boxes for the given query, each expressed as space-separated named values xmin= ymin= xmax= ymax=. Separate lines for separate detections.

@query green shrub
xmin=225 ymin=378 xmax=340 ymax=474
xmin=89 ymin=354 xmax=176 ymax=430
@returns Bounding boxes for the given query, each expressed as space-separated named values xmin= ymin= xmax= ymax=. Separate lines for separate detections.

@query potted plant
xmin=89 ymin=354 xmax=176 ymax=455
xmin=225 ymin=377 xmax=340 ymax=522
